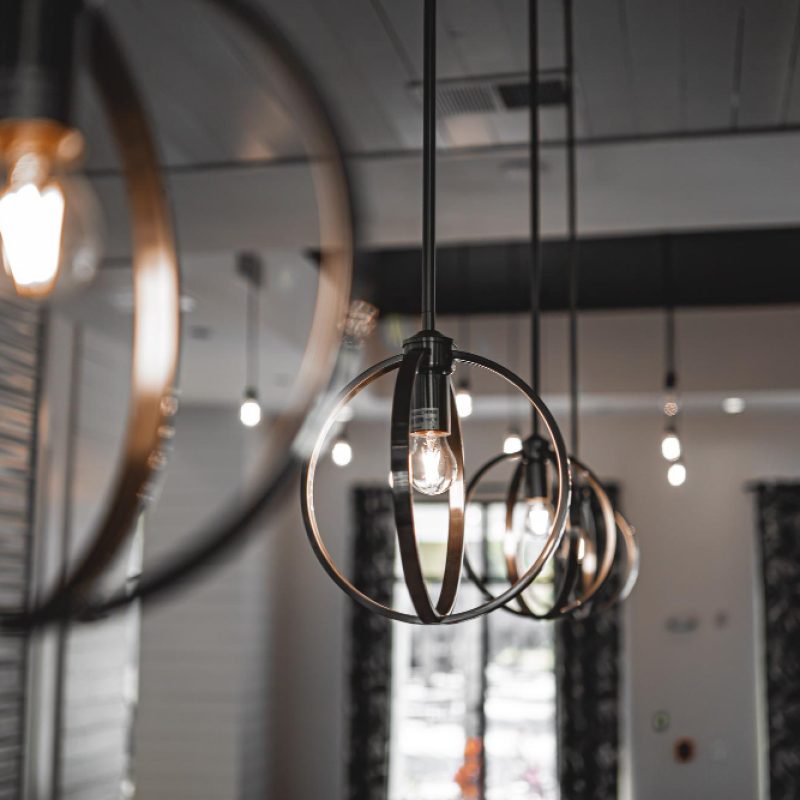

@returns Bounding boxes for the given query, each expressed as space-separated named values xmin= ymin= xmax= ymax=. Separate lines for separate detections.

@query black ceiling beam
xmin=355 ymin=226 xmax=800 ymax=314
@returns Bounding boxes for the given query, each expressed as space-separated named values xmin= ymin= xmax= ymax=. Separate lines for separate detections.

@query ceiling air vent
xmin=409 ymin=71 xmax=569 ymax=117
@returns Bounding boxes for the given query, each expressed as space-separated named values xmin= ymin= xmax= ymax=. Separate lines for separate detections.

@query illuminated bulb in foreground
xmin=503 ymin=430 xmax=523 ymax=454
xmin=0 ymin=181 xmax=64 ymax=295
xmin=0 ymin=144 xmax=102 ymax=300
xmin=239 ymin=390 xmax=261 ymax=428
xmin=455 ymin=384 xmax=473 ymax=418
xmin=525 ymin=497 xmax=552 ymax=537
xmin=410 ymin=431 xmax=457 ymax=496
xmin=331 ymin=437 xmax=353 ymax=467
xmin=661 ymin=431 xmax=681 ymax=461
xmin=667 ymin=461 xmax=687 ymax=487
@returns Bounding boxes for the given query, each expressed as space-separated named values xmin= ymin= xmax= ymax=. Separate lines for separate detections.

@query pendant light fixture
xmin=2 ymin=0 xmax=357 ymax=630
xmin=463 ymin=0 xmax=637 ymax=619
xmin=238 ymin=253 xmax=263 ymax=428
xmin=301 ymin=0 xmax=570 ymax=625
xmin=661 ymin=239 xmax=687 ymax=487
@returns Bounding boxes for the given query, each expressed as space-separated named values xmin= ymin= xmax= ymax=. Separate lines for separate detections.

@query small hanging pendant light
xmin=464 ymin=0 xmax=638 ymax=619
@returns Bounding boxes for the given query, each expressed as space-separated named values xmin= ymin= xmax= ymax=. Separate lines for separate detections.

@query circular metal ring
xmin=8 ymin=0 xmax=356 ymax=628
xmin=463 ymin=445 xmax=616 ymax=619
xmin=4 ymin=8 xmax=181 ymax=626
xmin=301 ymin=350 xmax=570 ymax=625
xmin=583 ymin=511 xmax=639 ymax=615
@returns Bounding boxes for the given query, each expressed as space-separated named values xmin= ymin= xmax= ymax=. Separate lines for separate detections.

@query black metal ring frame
xmin=462 ymin=439 xmax=616 ymax=620
xmin=4 ymin=0 xmax=356 ymax=630
xmin=301 ymin=350 xmax=571 ymax=625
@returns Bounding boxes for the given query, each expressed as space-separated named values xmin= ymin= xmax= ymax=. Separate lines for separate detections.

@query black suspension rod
xmin=421 ymin=0 xmax=437 ymax=331
xmin=663 ymin=237 xmax=676 ymax=389
xmin=529 ymin=0 xmax=541 ymax=433
xmin=565 ymin=0 xmax=579 ymax=455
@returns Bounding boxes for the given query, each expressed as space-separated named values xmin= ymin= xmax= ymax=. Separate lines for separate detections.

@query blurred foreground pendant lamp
xmin=1 ymin=0 xmax=356 ymax=629
xmin=660 ymin=239 xmax=687 ymax=487
xmin=301 ymin=0 xmax=570 ymax=625
xmin=464 ymin=0 xmax=638 ymax=619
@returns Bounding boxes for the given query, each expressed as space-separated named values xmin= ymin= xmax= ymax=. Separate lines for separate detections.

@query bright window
xmin=388 ymin=502 xmax=559 ymax=800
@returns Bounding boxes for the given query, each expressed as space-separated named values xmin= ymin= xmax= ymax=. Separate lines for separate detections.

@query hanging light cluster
xmin=0 ymin=0 xmax=356 ymax=630
xmin=463 ymin=0 xmax=639 ymax=621
xmin=238 ymin=253 xmax=263 ymax=428
xmin=301 ymin=0 xmax=571 ymax=625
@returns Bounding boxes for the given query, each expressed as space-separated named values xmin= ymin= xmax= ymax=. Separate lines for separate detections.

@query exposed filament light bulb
xmin=239 ymin=388 xmax=261 ymax=428
xmin=661 ymin=431 xmax=681 ymax=461
xmin=0 ymin=176 xmax=64 ymax=296
xmin=331 ymin=435 xmax=353 ymax=467
xmin=667 ymin=460 xmax=687 ymax=487
xmin=525 ymin=497 xmax=552 ymax=538
xmin=0 ymin=133 xmax=102 ymax=301
xmin=410 ymin=430 xmax=456 ymax=496
xmin=503 ymin=430 xmax=523 ymax=454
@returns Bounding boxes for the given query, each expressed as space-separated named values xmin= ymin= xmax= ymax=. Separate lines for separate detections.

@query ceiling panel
xmin=738 ymin=0 xmax=797 ymax=126
xmin=626 ymin=0 xmax=681 ymax=133
xmin=680 ymin=0 xmax=741 ymax=130
xmin=573 ymin=1 xmax=637 ymax=136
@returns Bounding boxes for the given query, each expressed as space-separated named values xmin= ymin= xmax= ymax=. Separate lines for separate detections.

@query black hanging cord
xmin=662 ymin=237 xmax=676 ymax=392
xmin=247 ymin=278 xmax=259 ymax=389
xmin=565 ymin=0 xmax=579 ymax=455
xmin=421 ymin=0 xmax=437 ymax=331
xmin=238 ymin=252 xmax=262 ymax=391
xmin=529 ymin=0 xmax=541 ymax=434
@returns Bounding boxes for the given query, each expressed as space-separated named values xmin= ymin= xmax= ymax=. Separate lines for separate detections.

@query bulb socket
xmin=404 ymin=330 xmax=454 ymax=435
xmin=523 ymin=436 xmax=550 ymax=501
xmin=0 ymin=0 xmax=83 ymax=125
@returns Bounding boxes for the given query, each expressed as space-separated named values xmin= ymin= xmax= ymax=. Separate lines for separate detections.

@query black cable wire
xmin=529 ymin=0 xmax=541 ymax=434
xmin=663 ymin=236 xmax=676 ymax=391
xmin=421 ymin=0 xmax=437 ymax=331
xmin=565 ymin=0 xmax=579 ymax=456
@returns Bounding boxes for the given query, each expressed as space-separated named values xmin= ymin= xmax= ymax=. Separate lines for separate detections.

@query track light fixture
xmin=301 ymin=0 xmax=569 ymax=625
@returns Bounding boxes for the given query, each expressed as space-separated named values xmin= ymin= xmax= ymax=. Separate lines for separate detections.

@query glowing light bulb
xmin=410 ymin=431 xmax=457 ymax=496
xmin=239 ymin=392 xmax=261 ymax=427
xmin=331 ymin=437 xmax=353 ymax=467
xmin=455 ymin=385 xmax=473 ymax=418
xmin=661 ymin=431 xmax=681 ymax=461
xmin=0 ymin=181 xmax=64 ymax=296
xmin=525 ymin=498 xmax=552 ymax=537
xmin=503 ymin=430 xmax=523 ymax=454
xmin=667 ymin=461 xmax=686 ymax=487
xmin=0 ymin=143 xmax=102 ymax=301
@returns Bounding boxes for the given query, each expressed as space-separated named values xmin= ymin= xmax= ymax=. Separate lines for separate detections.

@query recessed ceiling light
xmin=722 ymin=397 xmax=745 ymax=414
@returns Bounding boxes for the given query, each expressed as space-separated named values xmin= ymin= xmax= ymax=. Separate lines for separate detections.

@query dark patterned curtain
xmin=754 ymin=483 xmax=800 ymax=800
xmin=556 ymin=485 xmax=622 ymax=800
xmin=347 ymin=488 xmax=395 ymax=800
